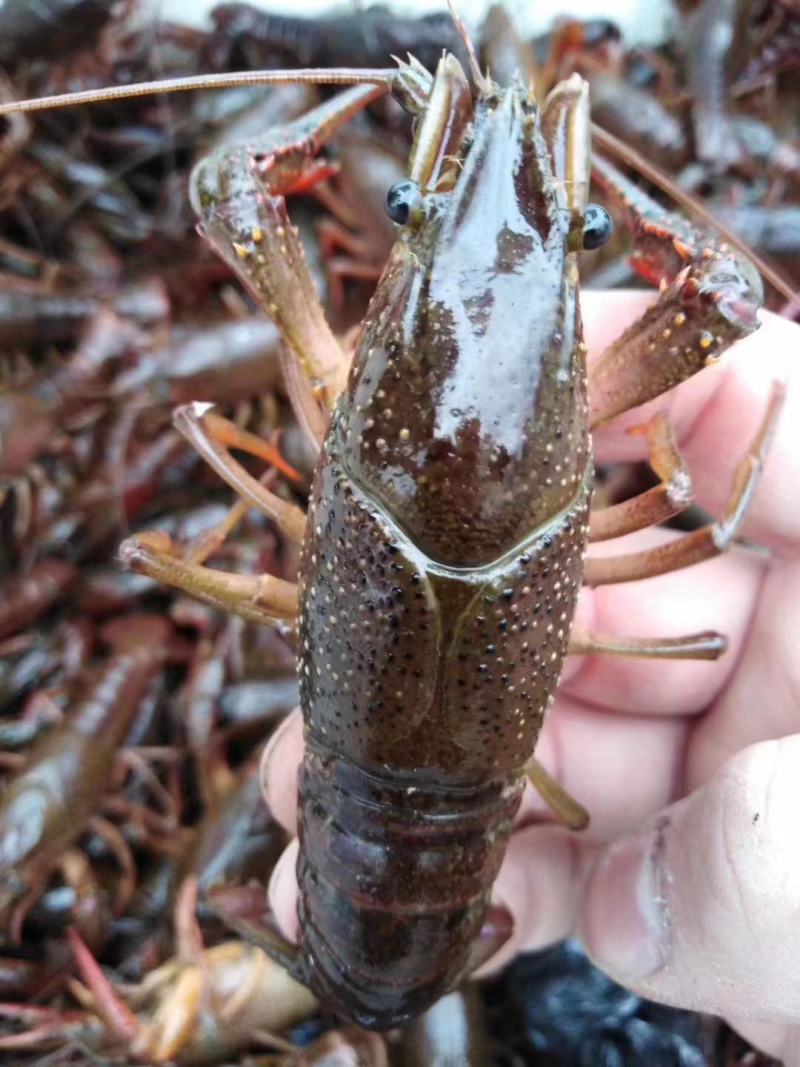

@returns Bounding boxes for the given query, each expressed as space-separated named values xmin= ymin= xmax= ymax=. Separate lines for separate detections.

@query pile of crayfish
xmin=0 ymin=0 xmax=797 ymax=1064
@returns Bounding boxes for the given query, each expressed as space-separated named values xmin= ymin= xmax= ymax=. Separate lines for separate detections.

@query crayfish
xmin=0 ymin=5 xmax=788 ymax=1035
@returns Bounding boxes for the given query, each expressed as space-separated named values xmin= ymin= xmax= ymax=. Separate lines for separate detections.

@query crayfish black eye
xmin=582 ymin=204 xmax=613 ymax=250
xmin=386 ymin=180 xmax=424 ymax=227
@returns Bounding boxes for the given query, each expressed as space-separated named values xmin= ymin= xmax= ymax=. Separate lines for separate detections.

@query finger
xmin=688 ymin=554 xmax=800 ymax=788
xmin=581 ymin=735 xmax=800 ymax=1020
xmin=583 ymin=292 xmax=800 ymax=553
xmin=722 ymin=1018 xmax=799 ymax=1067
xmin=563 ymin=525 xmax=765 ymax=716
xmin=521 ymin=694 xmax=687 ymax=842
xmin=268 ymin=838 xmax=300 ymax=943
xmin=260 ymin=708 xmax=303 ymax=836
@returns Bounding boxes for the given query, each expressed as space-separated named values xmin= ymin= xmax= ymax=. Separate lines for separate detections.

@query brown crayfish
xmin=0 ymin=11 xmax=785 ymax=1032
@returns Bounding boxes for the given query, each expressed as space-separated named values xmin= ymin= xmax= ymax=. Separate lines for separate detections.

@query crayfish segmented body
xmin=5 ymin=13 xmax=780 ymax=1035
xmin=296 ymin=74 xmax=592 ymax=1027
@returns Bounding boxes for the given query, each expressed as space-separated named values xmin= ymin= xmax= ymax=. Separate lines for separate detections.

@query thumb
xmin=580 ymin=736 xmax=800 ymax=1021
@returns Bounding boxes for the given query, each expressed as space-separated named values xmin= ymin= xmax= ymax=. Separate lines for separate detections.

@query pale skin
xmin=260 ymin=290 xmax=800 ymax=1065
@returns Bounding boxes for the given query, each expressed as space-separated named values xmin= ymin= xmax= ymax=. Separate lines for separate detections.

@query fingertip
xmin=268 ymin=839 xmax=300 ymax=943
xmin=478 ymin=825 xmax=585 ymax=977
xmin=260 ymin=708 xmax=304 ymax=836
xmin=581 ymin=737 xmax=800 ymax=1019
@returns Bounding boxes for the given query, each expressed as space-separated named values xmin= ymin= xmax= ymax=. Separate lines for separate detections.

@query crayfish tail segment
xmin=585 ymin=382 xmax=785 ymax=586
xmin=525 ymin=757 xmax=590 ymax=831
xmin=293 ymin=747 xmax=525 ymax=1029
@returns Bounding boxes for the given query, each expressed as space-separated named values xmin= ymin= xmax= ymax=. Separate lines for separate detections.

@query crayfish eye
xmin=386 ymin=180 xmax=424 ymax=227
xmin=582 ymin=204 xmax=613 ymax=250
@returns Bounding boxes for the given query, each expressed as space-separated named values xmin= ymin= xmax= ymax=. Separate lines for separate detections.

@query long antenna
xmin=446 ymin=0 xmax=490 ymax=94
xmin=0 ymin=49 xmax=792 ymax=309
xmin=0 ymin=68 xmax=395 ymax=116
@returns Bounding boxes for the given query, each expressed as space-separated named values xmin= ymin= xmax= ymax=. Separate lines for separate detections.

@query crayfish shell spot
xmin=442 ymin=498 xmax=588 ymax=777
xmin=298 ymin=435 xmax=440 ymax=766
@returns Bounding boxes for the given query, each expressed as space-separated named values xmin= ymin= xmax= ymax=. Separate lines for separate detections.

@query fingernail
xmin=583 ymin=824 xmax=669 ymax=981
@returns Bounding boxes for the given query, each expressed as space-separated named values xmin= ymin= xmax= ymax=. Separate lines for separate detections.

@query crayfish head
xmin=342 ymin=70 xmax=591 ymax=567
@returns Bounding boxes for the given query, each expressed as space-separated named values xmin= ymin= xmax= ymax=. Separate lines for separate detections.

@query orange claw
xmin=202 ymin=410 xmax=303 ymax=484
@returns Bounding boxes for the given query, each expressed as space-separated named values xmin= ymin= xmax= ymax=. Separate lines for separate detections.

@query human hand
xmin=261 ymin=291 xmax=800 ymax=1065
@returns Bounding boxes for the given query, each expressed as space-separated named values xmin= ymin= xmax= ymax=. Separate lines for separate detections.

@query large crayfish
xmin=0 ymin=14 xmax=783 ymax=1032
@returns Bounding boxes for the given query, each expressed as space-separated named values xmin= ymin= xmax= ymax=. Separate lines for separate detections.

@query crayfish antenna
xmin=0 ymin=68 xmax=396 ymax=116
xmin=446 ymin=0 xmax=491 ymax=94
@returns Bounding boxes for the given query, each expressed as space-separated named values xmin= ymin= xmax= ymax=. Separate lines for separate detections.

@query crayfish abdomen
xmin=297 ymin=753 xmax=521 ymax=1028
